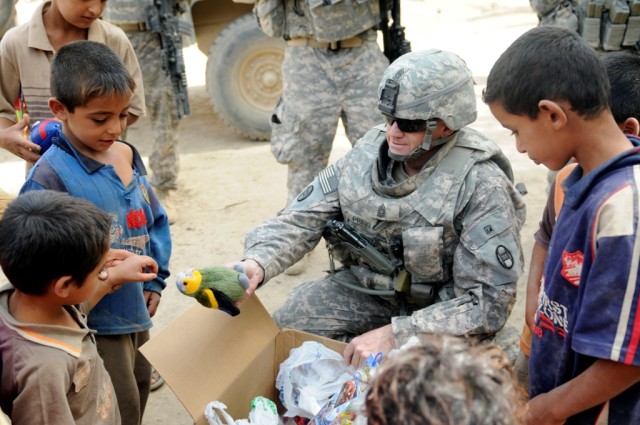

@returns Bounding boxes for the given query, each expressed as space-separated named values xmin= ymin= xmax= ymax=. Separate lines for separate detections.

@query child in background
xmin=20 ymin=40 xmax=171 ymax=425
xmin=0 ymin=0 xmax=145 ymax=164
xmin=484 ymin=26 xmax=640 ymax=424
xmin=0 ymin=190 xmax=158 ymax=425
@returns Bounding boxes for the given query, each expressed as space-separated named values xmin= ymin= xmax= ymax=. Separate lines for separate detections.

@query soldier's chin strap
xmin=387 ymin=120 xmax=456 ymax=162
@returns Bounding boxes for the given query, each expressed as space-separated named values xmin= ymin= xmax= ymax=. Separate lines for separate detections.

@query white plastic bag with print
xmin=276 ymin=341 xmax=352 ymax=419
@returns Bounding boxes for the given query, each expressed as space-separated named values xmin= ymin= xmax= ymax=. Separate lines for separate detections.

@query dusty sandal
xmin=150 ymin=368 xmax=165 ymax=391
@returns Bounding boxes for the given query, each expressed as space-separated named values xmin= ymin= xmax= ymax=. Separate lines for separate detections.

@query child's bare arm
xmin=525 ymin=242 xmax=546 ymax=330
xmin=525 ymin=359 xmax=640 ymax=425
xmin=89 ymin=251 xmax=158 ymax=309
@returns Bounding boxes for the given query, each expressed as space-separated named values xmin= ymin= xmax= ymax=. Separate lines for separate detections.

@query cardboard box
xmin=140 ymin=295 xmax=347 ymax=424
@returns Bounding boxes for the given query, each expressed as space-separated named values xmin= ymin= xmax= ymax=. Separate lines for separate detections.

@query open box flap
xmin=140 ymin=295 xmax=280 ymax=423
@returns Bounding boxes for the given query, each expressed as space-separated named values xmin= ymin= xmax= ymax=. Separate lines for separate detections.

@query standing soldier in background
xmin=254 ymin=0 xmax=392 ymax=208
xmin=103 ymin=0 xmax=193 ymax=225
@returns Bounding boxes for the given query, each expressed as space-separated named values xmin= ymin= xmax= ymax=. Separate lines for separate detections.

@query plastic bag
xmin=276 ymin=341 xmax=352 ymax=419
xmin=204 ymin=401 xmax=237 ymax=425
xmin=312 ymin=353 xmax=382 ymax=425
xmin=204 ymin=397 xmax=281 ymax=425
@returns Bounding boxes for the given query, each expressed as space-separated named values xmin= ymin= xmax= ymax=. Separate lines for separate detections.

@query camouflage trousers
xmin=270 ymin=34 xmax=389 ymax=204
xmin=273 ymin=269 xmax=521 ymax=357
xmin=128 ymin=31 xmax=182 ymax=192
xmin=273 ymin=271 xmax=414 ymax=342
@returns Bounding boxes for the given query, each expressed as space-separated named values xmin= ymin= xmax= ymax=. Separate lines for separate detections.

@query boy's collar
xmin=52 ymin=131 xmax=148 ymax=176
xmin=28 ymin=1 xmax=104 ymax=51
xmin=27 ymin=1 xmax=54 ymax=52
xmin=0 ymin=286 xmax=91 ymax=358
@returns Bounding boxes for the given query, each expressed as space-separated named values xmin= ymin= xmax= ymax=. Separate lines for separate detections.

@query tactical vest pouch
xmin=580 ymin=17 xmax=602 ymax=48
xmin=576 ymin=0 xmax=640 ymax=51
xmin=255 ymin=0 xmax=285 ymax=38
xmin=601 ymin=12 xmax=627 ymax=50
xmin=623 ymin=16 xmax=640 ymax=47
xmin=303 ymin=0 xmax=379 ymax=42
xmin=402 ymin=227 xmax=447 ymax=283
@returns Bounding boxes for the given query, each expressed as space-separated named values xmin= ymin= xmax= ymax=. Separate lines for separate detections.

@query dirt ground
xmin=0 ymin=1 xmax=546 ymax=424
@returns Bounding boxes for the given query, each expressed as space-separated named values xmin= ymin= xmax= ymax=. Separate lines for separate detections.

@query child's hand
xmin=524 ymin=393 xmax=564 ymax=425
xmin=98 ymin=249 xmax=133 ymax=280
xmin=90 ymin=254 xmax=158 ymax=309
xmin=104 ymin=248 xmax=134 ymax=268
xmin=105 ymin=254 xmax=158 ymax=293
xmin=0 ymin=114 xmax=42 ymax=162
xmin=144 ymin=290 xmax=161 ymax=317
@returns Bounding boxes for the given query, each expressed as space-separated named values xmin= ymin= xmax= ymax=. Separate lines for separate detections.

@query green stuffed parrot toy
xmin=175 ymin=266 xmax=250 ymax=316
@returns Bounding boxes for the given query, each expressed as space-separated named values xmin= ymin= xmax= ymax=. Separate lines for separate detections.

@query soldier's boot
xmin=155 ymin=188 xmax=178 ymax=225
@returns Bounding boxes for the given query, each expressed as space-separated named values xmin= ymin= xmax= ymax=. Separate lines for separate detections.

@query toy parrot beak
xmin=176 ymin=281 xmax=186 ymax=294
xmin=175 ymin=271 xmax=188 ymax=294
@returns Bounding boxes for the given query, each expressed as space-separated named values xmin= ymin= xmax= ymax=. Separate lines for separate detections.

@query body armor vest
xmin=334 ymin=126 xmax=515 ymax=289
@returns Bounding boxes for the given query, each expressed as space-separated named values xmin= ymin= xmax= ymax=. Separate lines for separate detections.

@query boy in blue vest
xmin=0 ymin=0 xmax=145 ymax=164
xmin=484 ymin=26 xmax=640 ymax=424
xmin=20 ymin=40 xmax=171 ymax=425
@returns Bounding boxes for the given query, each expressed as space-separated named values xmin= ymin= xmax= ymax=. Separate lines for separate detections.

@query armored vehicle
xmin=0 ymin=0 xmax=17 ymax=40
xmin=190 ymin=0 xmax=285 ymax=140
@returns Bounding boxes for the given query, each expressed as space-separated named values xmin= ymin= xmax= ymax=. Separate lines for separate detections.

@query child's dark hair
xmin=602 ymin=52 xmax=640 ymax=124
xmin=50 ymin=40 xmax=135 ymax=112
xmin=0 ymin=191 xmax=111 ymax=295
xmin=483 ymin=26 xmax=611 ymax=120
xmin=365 ymin=334 xmax=524 ymax=425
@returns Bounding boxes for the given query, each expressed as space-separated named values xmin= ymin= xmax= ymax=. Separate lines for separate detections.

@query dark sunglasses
xmin=383 ymin=115 xmax=428 ymax=133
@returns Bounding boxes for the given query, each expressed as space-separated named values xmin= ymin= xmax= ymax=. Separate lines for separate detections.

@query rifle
xmin=378 ymin=0 xmax=411 ymax=63
xmin=323 ymin=219 xmax=399 ymax=276
xmin=322 ymin=220 xmax=422 ymax=300
xmin=145 ymin=0 xmax=190 ymax=118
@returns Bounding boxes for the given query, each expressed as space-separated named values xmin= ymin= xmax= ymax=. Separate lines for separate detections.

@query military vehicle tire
xmin=206 ymin=13 xmax=285 ymax=141
xmin=0 ymin=0 xmax=17 ymax=39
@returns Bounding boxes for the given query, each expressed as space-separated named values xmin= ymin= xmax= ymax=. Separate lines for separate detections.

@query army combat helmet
xmin=378 ymin=49 xmax=477 ymax=161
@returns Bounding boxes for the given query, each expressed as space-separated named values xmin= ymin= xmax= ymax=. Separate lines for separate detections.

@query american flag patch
xmin=319 ymin=165 xmax=338 ymax=195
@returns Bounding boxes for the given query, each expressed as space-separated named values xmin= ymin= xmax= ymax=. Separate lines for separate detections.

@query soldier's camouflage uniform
xmin=530 ymin=0 xmax=640 ymax=52
xmin=103 ymin=1 xmax=185 ymax=193
xmin=255 ymin=0 xmax=389 ymax=204
xmin=243 ymin=125 xmax=526 ymax=347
